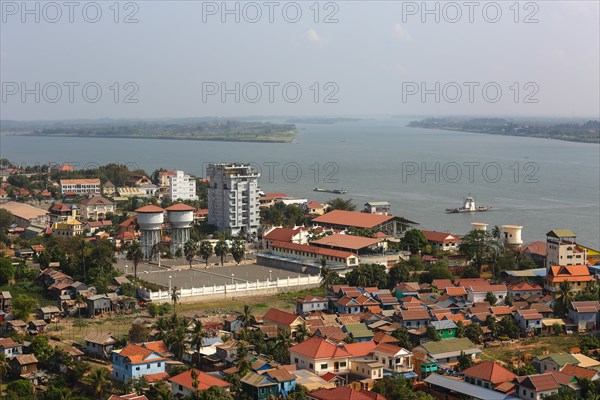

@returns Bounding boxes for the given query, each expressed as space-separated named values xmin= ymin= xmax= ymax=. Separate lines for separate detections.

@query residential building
xmin=296 ymin=295 xmax=329 ymax=316
xmin=307 ymin=201 xmax=327 ymax=215
xmin=264 ymin=368 xmax=297 ymax=397
xmin=398 ymin=309 xmax=432 ymax=329
xmin=424 ymin=374 xmax=518 ymax=400
xmin=288 ymin=336 xmax=351 ymax=376
xmin=544 ymin=265 xmax=593 ymax=294
xmin=350 ymin=359 xmax=385 ymax=382
xmin=371 ymin=343 xmax=413 ymax=373
xmin=112 ymin=343 xmax=166 ymax=383
xmin=514 ymin=374 xmax=560 ymax=400
xmin=422 ymin=230 xmax=461 ymax=252
xmin=507 ymin=282 xmax=544 ymax=298
xmin=466 ymin=283 xmax=507 ymax=304
xmin=169 ymin=368 xmax=230 ymax=398
xmin=102 ymin=181 xmax=116 ymax=196
xmin=412 ymin=338 xmax=482 ymax=365
xmin=207 ymin=163 xmax=260 ymax=235
xmin=343 ymin=323 xmax=374 ymax=343
xmin=546 ymin=230 xmax=587 ymax=268
xmin=169 ymin=170 xmax=197 ymax=201
xmin=462 ymin=361 xmax=517 ymax=391
xmin=241 ymin=372 xmax=279 ymax=400
xmin=0 ymin=338 xmax=22 ymax=358
xmin=60 ymin=178 xmax=101 ymax=195
xmin=568 ymin=301 xmax=600 ymax=332
xmin=80 ymin=195 xmax=114 ymax=221
xmin=84 ymin=332 xmax=117 ymax=359
xmin=263 ymin=308 xmax=305 ymax=337
xmin=532 ymin=354 xmax=580 ymax=373
xmin=429 ymin=320 xmax=458 ymax=339
xmin=363 ymin=201 xmax=391 ymax=215
xmin=264 ymin=241 xmax=359 ymax=269
xmin=309 ymin=386 xmax=388 ymax=400
xmin=514 ymin=309 xmax=543 ymax=332
xmin=9 ymin=354 xmax=38 ymax=377
xmin=53 ymin=209 xmax=83 ymax=236
xmin=0 ymin=201 xmax=50 ymax=228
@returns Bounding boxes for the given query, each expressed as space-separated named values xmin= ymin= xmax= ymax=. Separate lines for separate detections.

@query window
xmin=136 ymin=366 xmax=140 ymax=371
xmin=339 ymin=362 xmax=347 ymax=368
xmin=309 ymin=363 xmax=313 ymax=369
xmin=321 ymin=364 xmax=328 ymax=370
xmin=147 ymin=364 xmax=151 ymax=369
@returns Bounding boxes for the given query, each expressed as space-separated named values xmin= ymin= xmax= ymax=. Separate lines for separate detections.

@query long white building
xmin=207 ymin=163 xmax=260 ymax=235
xmin=169 ymin=170 xmax=197 ymax=201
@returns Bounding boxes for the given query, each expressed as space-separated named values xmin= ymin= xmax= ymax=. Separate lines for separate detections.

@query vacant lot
xmin=482 ymin=335 xmax=582 ymax=366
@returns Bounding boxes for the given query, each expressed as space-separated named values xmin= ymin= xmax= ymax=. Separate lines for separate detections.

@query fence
xmin=137 ymin=275 xmax=321 ymax=303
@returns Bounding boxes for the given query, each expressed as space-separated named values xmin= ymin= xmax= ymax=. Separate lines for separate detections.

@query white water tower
xmin=136 ymin=205 xmax=165 ymax=259
xmin=502 ymin=225 xmax=523 ymax=246
xmin=166 ymin=203 xmax=194 ymax=253
xmin=471 ymin=222 xmax=488 ymax=231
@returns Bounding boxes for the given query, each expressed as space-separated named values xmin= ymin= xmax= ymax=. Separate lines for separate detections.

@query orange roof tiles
xmin=342 ymin=341 xmax=377 ymax=357
xmin=263 ymin=308 xmax=302 ymax=326
xmin=462 ymin=361 xmax=516 ymax=384
xmin=165 ymin=203 xmax=195 ymax=211
xmin=422 ymin=230 xmax=460 ymax=243
xmin=135 ymin=205 xmax=164 ymax=213
xmin=288 ymin=336 xmax=351 ymax=359
xmin=312 ymin=233 xmax=382 ymax=251
xmin=264 ymin=228 xmax=302 ymax=242
xmin=169 ymin=368 xmax=230 ymax=390
xmin=270 ymin=241 xmax=355 ymax=259
xmin=312 ymin=210 xmax=395 ymax=229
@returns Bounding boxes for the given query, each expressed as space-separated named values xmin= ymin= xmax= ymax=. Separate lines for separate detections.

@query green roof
xmin=536 ymin=353 xmax=579 ymax=367
xmin=546 ymin=229 xmax=576 ymax=238
xmin=420 ymin=338 xmax=479 ymax=355
xmin=344 ymin=323 xmax=374 ymax=338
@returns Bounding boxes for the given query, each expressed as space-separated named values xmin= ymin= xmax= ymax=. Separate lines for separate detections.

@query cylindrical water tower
xmin=135 ymin=205 xmax=165 ymax=259
xmin=502 ymin=225 xmax=523 ymax=247
xmin=166 ymin=203 xmax=194 ymax=253
xmin=471 ymin=222 xmax=488 ymax=231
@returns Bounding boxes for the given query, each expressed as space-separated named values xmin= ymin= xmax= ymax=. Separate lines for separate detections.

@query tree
xmin=459 ymin=229 xmax=497 ymax=272
xmin=12 ymin=294 xmax=36 ymax=321
xmin=126 ymin=241 xmax=144 ymax=281
xmin=346 ymin=264 xmax=388 ymax=288
xmin=400 ymin=229 xmax=430 ymax=254
xmin=0 ymin=256 xmax=16 ymax=284
xmin=457 ymin=351 xmax=473 ymax=370
xmin=184 ymin=240 xmax=198 ymax=269
xmin=372 ymin=374 xmax=434 ymax=400
xmin=552 ymin=323 xmax=563 ymax=335
xmin=498 ymin=316 xmax=520 ymax=339
xmin=295 ymin=322 xmax=310 ymax=343
xmin=392 ymin=326 xmax=412 ymax=350
xmin=235 ymin=343 xmax=252 ymax=376
xmin=388 ymin=262 xmax=410 ymax=289
xmin=418 ymin=262 xmax=453 ymax=284
xmin=275 ymin=329 xmax=293 ymax=363
xmin=426 ymin=325 xmax=441 ymax=341
xmin=485 ymin=291 xmax=498 ymax=306
xmin=320 ymin=266 xmax=340 ymax=290
xmin=31 ymin=335 xmax=56 ymax=367
xmin=0 ymin=209 xmax=14 ymax=229
xmin=326 ymin=197 xmax=356 ymax=211
xmin=198 ymin=241 xmax=213 ymax=266
xmin=171 ymin=286 xmax=180 ymax=311
xmin=456 ymin=320 xmax=465 ymax=338
xmin=214 ymin=240 xmax=229 ymax=266
xmin=7 ymin=380 xmax=33 ymax=398
xmin=87 ymin=368 xmax=109 ymax=396
xmin=231 ymin=240 xmax=246 ymax=265
xmin=190 ymin=320 xmax=208 ymax=355
xmin=555 ymin=281 xmax=574 ymax=318
xmin=170 ymin=325 xmax=188 ymax=360
xmin=77 ymin=238 xmax=91 ymax=282
xmin=464 ymin=322 xmax=484 ymax=344
xmin=241 ymin=305 xmax=255 ymax=328
xmin=0 ymin=353 xmax=8 ymax=396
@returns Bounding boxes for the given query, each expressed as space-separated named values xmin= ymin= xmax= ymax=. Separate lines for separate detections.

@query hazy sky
xmin=1 ymin=1 xmax=599 ymax=120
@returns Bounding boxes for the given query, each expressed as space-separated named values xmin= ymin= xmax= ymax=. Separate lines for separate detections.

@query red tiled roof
xmin=289 ymin=336 xmax=351 ymax=359
xmin=264 ymin=193 xmax=287 ymax=198
xmin=117 ymin=343 xmax=165 ymax=364
xmin=264 ymin=228 xmax=301 ymax=242
xmin=560 ymin=364 xmax=598 ymax=380
xmin=168 ymin=368 xmax=230 ymax=390
xmin=508 ymin=282 xmax=544 ymax=291
xmin=342 ymin=341 xmax=377 ymax=357
xmin=373 ymin=342 xmax=406 ymax=356
xmin=446 ymin=287 xmax=467 ymax=296
xmin=373 ymin=332 xmax=399 ymax=344
xmin=143 ymin=372 xmax=170 ymax=383
xmin=312 ymin=210 xmax=395 ymax=229
xmin=135 ymin=205 xmax=164 ymax=213
xmin=462 ymin=361 xmax=516 ymax=384
xmin=422 ymin=230 xmax=460 ymax=243
xmin=516 ymin=374 xmax=561 ymax=392
xmin=310 ymin=386 xmax=387 ymax=400
xmin=307 ymin=201 xmax=324 ymax=208
xmin=522 ymin=241 xmax=547 ymax=256
xmin=400 ymin=309 xmax=430 ymax=321
xmin=270 ymin=241 xmax=356 ymax=260
xmin=312 ymin=233 xmax=382 ymax=251
xmin=263 ymin=308 xmax=302 ymax=326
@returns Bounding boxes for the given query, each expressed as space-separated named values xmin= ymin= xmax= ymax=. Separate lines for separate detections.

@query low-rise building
xmin=412 ymin=338 xmax=482 ymax=366
xmin=568 ymin=301 xmax=600 ymax=332
xmin=169 ymin=368 xmax=230 ymax=398
xmin=422 ymin=230 xmax=461 ymax=252
xmin=60 ymin=178 xmax=101 ymax=195
xmin=80 ymin=195 xmax=114 ymax=221
xmin=514 ymin=309 xmax=543 ymax=332
xmin=0 ymin=338 xmax=22 ymax=358
xmin=462 ymin=361 xmax=517 ymax=391
xmin=263 ymin=308 xmax=305 ymax=338
xmin=514 ymin=374 xmax=560 ymax=400
xmin=241 ymin=371 xmax=279 ymax=400
xmin=84 ymin=332 xmax=118 ymax=359
xmin=0 ymin=201 xmax=50 ymax=228
xmin=289 ymin=336 xmax=351 ymax=376
xmin=532 ymin=354 xmax=580 ymax=373
xmin=112 ymin=343 xmax=166 ymax=383
xmin=371 ymin=342 xmax=413 ymax=373
xmin=10 ymin=354 xmax=38 ymax=378
xmin=296 ymin=295 xmax=329 ymax=316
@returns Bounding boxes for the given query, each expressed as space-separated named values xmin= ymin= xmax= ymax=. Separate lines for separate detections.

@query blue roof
xmin=424 ymin=374 xmax=518 ymax=400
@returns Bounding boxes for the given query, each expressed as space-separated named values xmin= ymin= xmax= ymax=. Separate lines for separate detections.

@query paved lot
xmin=114 ymin=258 xmax=312 ymax=289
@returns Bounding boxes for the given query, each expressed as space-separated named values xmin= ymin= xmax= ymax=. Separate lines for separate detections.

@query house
xmin=394 ymin=282 xmax=421 ymax=299
xmin=398 ymin=309 xmax=432 ymax=329
xmin=422 ymin=230 xmax=461 ymax=252
xmin=264 ymin=368 xmax=297 ymax=397
xmin=544 ymin=265 xmax=593 ymax=295
xmin=37 ymin=305 xmax=61 ymax=322
xmin=429 ymin=320 xmax=457 ymax=339
xmin=215 ymin=339 xmax=254 ymax=365
xmin=309 ymin=386 xmax=388 ymax=400
xmin=521 ymin=241 xmax=547 ymax=266
xmin=371 ymin=342 xmax=413 ymax=373
xmin=87 ymin=294 xmax=113 ymax=317
xmin=288 ymin=336 xmax=351 ymax=376
xmin=343 ymin=323 xmax=374 ymax=343
xmin=3 ymin=319 xmax=27 ymax=335
xmin=532 ymin=354 xmax=580 ymax=373
xmin=169 ymin=368 xmax=230 ymax=398
xmin=507 ymin=282 xmax=544 ymax=298
xmin=424 ymin=374 xmax=518 ymax=400
xmin=223 ymin=316 xmax=243 ymax=333
xmin=514 ymin=309 xmax=543 ymax=332
xmin=102 ymin=181 xmax=116 ymax=196
xmin=514 ymin=374 xmax=560 ymax=400
xmin=412 ymin=338 xmax=482 ymax=365
xmin=462 ymin=361 xmax=517 ymax=391
xmin=241 ymin=371 xmax=279 ymax=400
xmin=80 ymin=195 xmax=115 ymax=221
xmin=84 ymin=332 xmax=118 ymax=359
xmin=108 ymin=394 xmax=149 ymax=400
xmin=307 ymin=201 xmax=328 ymax=216
xmin=0 ymin=338 xmax=22 ymax=358
xmin=466 ymin=284 xmax=508 ymax=304
xmin=297 ymin=295 xmax=329 ymax=316
xmin=350 ymin=359 xmax=385 ymax=383
xmin=112 ymin=343 xmax=166 ymax=383
xmin=568 ymin=301 xmax=600 ymax=332
xmin=0 ymin=291 xmax=12 ymax=311
xmin=27 ymin=320 xmax=47 ymax=334
xmin=336 ymin=296 xmax=362 ymax=314
xmin=10 ymin=354 xmax=38 ymax=377
xmin=263 ymin=308 xmax=305 ymax=337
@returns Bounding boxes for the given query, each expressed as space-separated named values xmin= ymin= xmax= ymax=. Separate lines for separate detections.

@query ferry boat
xmin=314 ymin=188 xmax=348 ymax=194
xmin=446 ymin=195 xmax=491 ymax=213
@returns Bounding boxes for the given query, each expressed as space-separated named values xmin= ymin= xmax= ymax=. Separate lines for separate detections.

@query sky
xmin=1 ymin=0 xmax=599 ymax=120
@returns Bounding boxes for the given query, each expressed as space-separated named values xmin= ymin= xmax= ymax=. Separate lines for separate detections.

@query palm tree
xmin=154 ymin=382 xmax=173 ymax=400
xmin=214 ymin=239 xmax=229 ymax=266
xmin=170 ymin=325 xmax=187 ymax=360
xmin=184 ymin=239 xmax=198 ymax=269
xmin=241 ymin=304 xmax=255 ymax=328
xmin=154 ymin=316 xmax=170 ymax=343
xmin=88 ymin=367 xmax=109 ymax=396
xmin=198 ymin=241 xmax=213 ymax=267
xmin=275 ymin=328 xmax=293 ymax=363
xmin=295 ymin=322 xmax=310 ymax=343
xmin=171 ymin=286 xmax=180 ymax=312
xmin=126 ymin=241 xmax=144 ymax=282
xmin=320 ymin=266 xmax=339 ymax=290
xmin=78 ymin=238 xmax=90 ymax=282
xmin=231 ymin=240 xmax=246 ymax=265
xmin=558 ymin=281 xmax=574 ymax=316
xmin=190 ymin=320 xmax=208 ymax=356
xmin=75 ymin=293 xmax=85 ymax=326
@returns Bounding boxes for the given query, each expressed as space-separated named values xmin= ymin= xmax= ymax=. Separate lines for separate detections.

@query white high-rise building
xmin=169 ymin=170 xmax=197 ymax=201
xmin=207 ymin=163 xmax=260 ymax=235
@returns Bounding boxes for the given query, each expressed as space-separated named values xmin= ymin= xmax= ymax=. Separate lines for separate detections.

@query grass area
xmin=0 ymin=281 xmax=55 ymax=307
xmin=481 ymin=335 xmax=582 ymax=365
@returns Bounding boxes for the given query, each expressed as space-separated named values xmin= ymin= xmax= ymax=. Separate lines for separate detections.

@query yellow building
xmin=544 ymin=265 xmax=593 ymax=294
xmin=53 ymin=210 xmax=83 ymax=237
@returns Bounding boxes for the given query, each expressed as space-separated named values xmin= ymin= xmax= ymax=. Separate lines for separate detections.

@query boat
xmin=314 ymin=188 xmax=348 ymax=194
xmin=446 ymin=195 xmax=491 ymax=213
